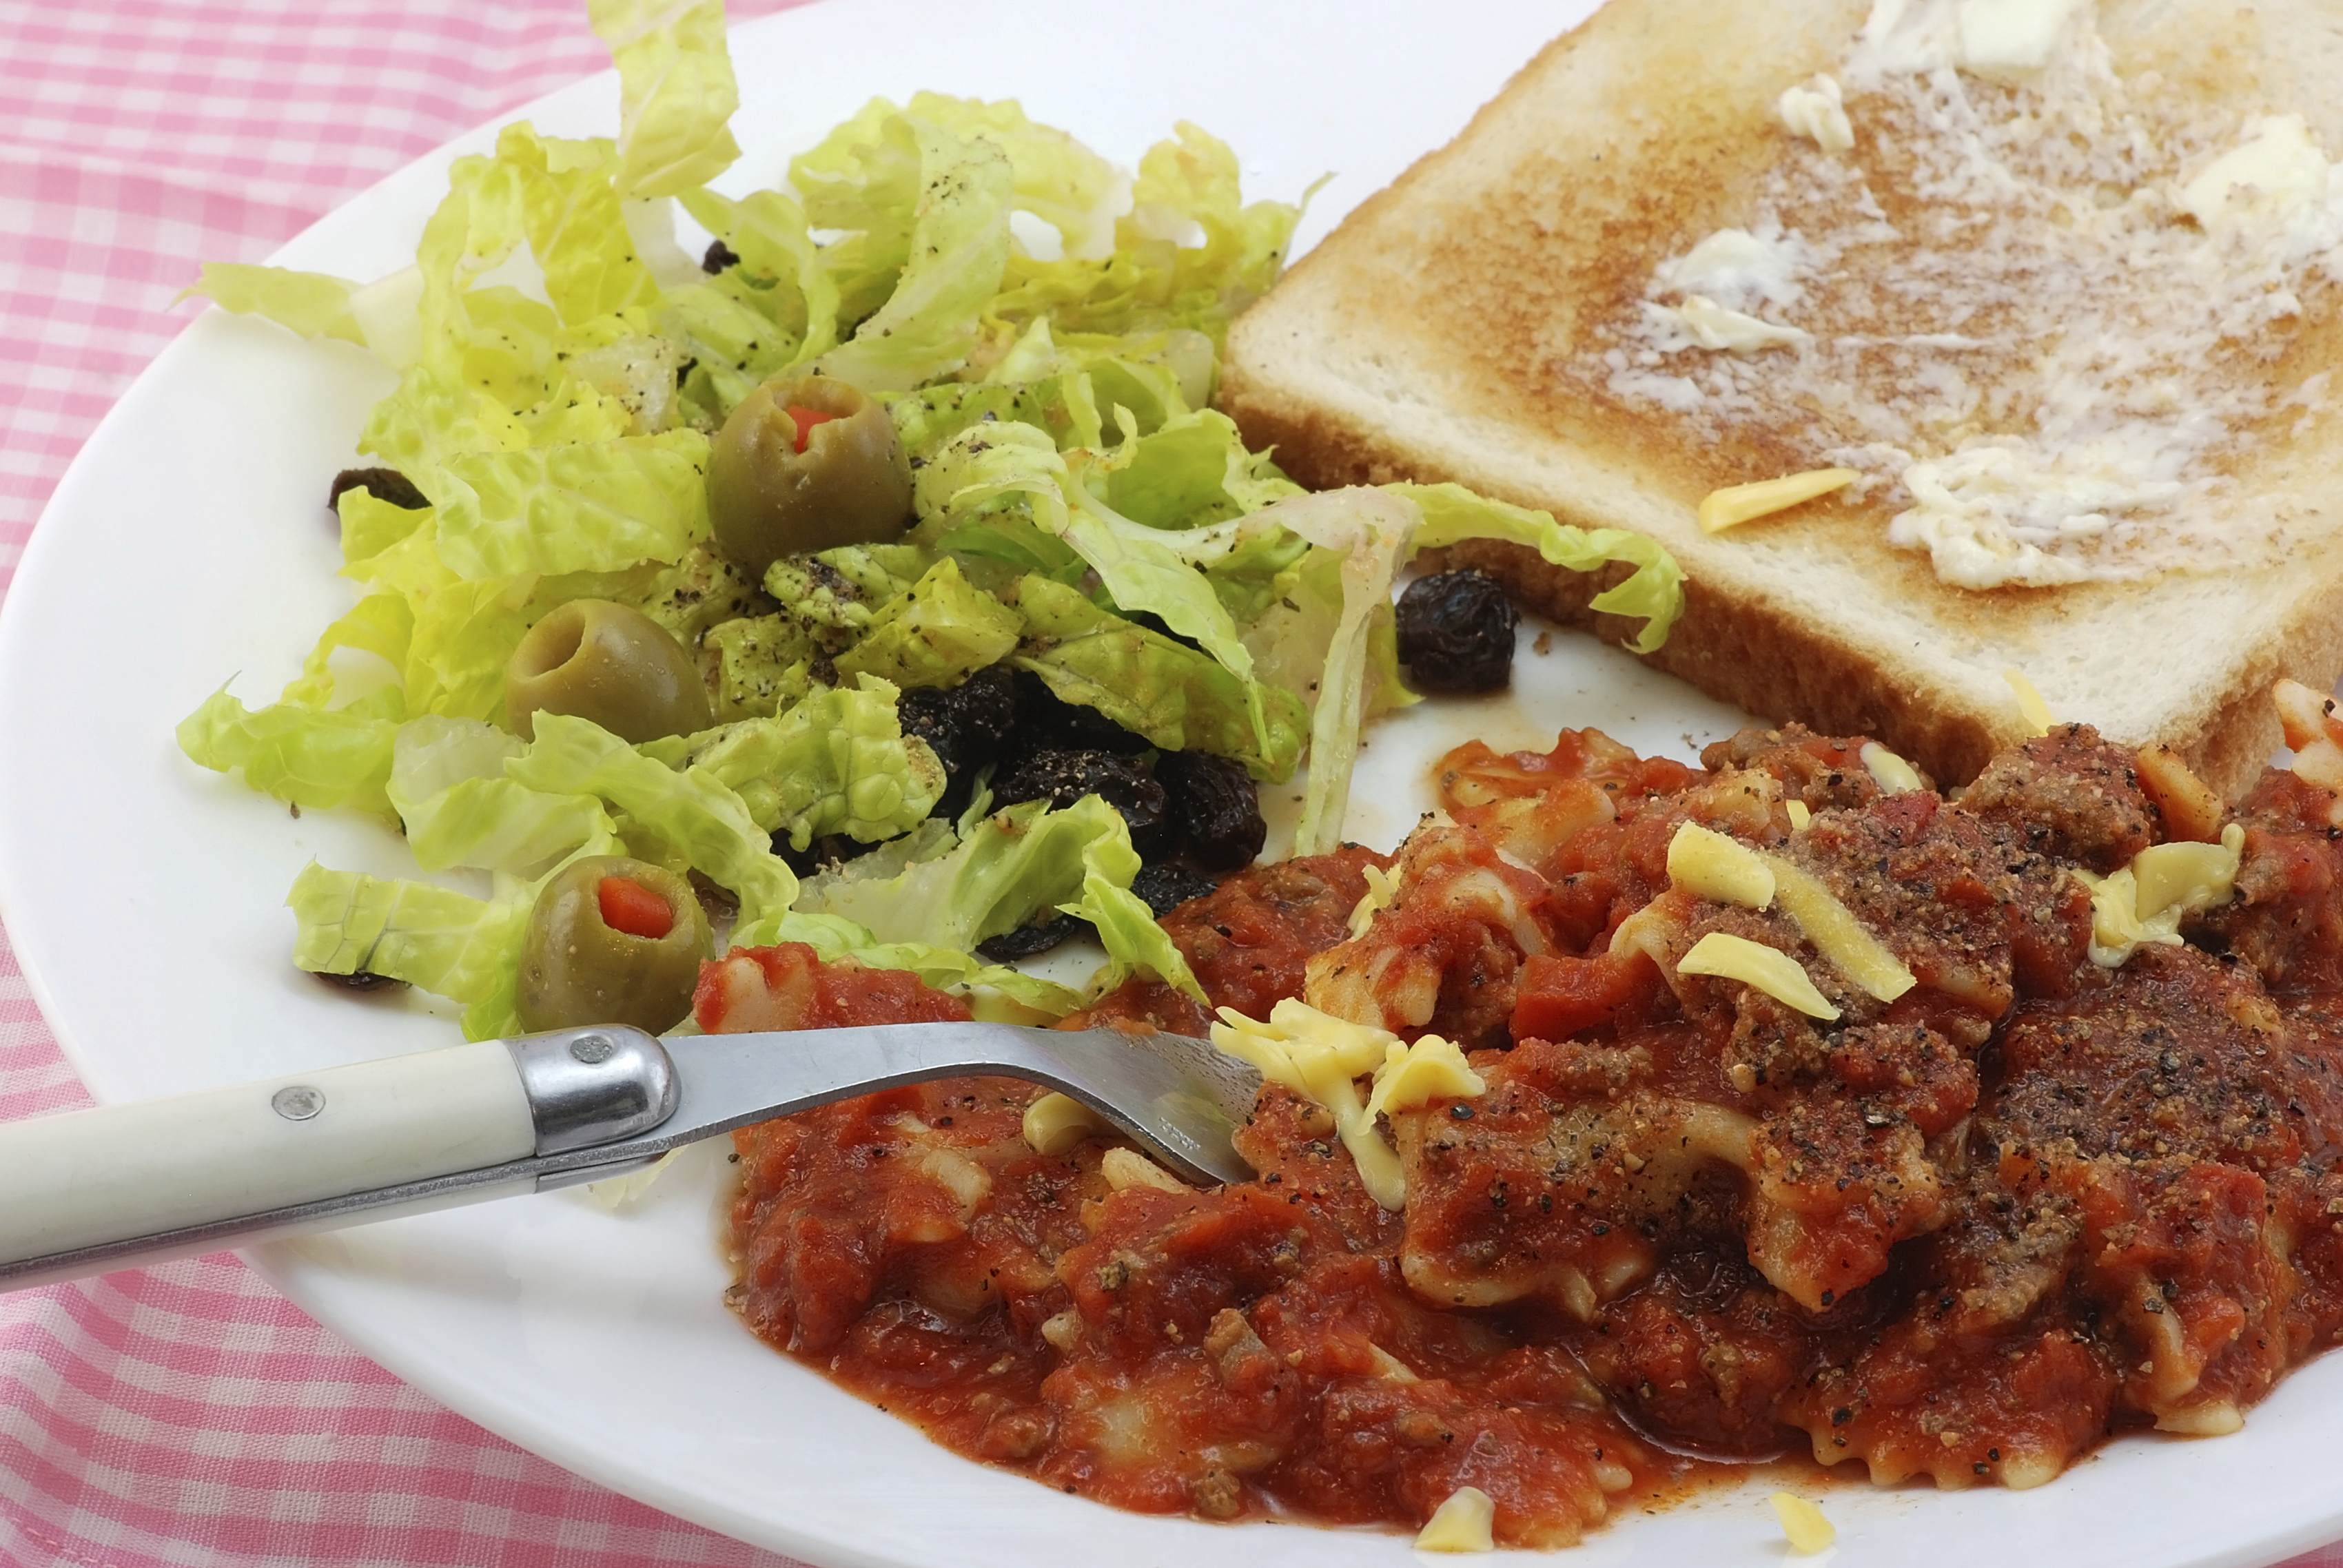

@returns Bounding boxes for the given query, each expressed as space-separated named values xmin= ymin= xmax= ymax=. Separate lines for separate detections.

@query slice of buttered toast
xmin=1222 ymin=0 xmax=2343 ymax=794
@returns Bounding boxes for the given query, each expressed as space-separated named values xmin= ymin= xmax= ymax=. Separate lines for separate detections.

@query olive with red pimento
xmin=515 ymin=856 xmax=710 ymax=1034
xmin=706 ymin=374 xmax=914 ymax=577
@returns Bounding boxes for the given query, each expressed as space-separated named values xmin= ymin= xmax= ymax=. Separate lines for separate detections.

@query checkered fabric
xmin=5 ymin=2 xmax=2343 ymax=1565
xmin=0 ymin=1 xmax=807 ymax=1562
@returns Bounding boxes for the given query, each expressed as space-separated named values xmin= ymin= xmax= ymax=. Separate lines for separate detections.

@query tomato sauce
xmin=709 ymin=724 xmax=2343 ymax=1547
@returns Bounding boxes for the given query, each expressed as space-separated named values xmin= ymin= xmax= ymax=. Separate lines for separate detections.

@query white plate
xmin=2 ymin=1 xmax=2340 ymax=1564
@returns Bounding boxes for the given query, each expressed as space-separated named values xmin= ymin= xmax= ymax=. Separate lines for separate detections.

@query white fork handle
xmin=0 ymin=1040 xmax=536 ymax=1269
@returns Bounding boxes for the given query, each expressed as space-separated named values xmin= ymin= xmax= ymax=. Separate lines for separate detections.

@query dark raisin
xmin=1395 ymin=569 xmax=1517 ymax=693
xmin=899 ymin=666 xmax=1019 ymax=820
xmin=702 ymin=238 xmax=742 ymax=274
xmin=897 ymin=666 xmax=1017 ymax=778
xmin=1154 ymin=751 xmax=1265 ymax=871
xmin=993 ymin=748 xmax=1172 ymax=856
xmin=327 ymin=466 xmax=428 ymax=514
xmin=976 ymin=913 xmax=1088 ymax=961
xmin=314 ymin=969 xmax=406 ymax=992
xmin=1129 ymin=864 xmax=1218 ymax=918
xmin=1005 ymin=670 xmax=1148 ymax=755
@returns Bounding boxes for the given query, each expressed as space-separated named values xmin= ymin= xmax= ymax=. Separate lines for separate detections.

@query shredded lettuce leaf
xmin=984 ymin=121 xmax=1305 ymax=358
xmin=506 ymin=711 xmax=799 ymax=922
xmin=835 ymin=557 xmax=1024 ymax=688
xmin=1103 ymin=408 xmax=1300 ymax=530
xmin=188 ymin=53 xmax=1689 ymax=1044
xmin=287 ymin=863 xmax=546 ymax=1040
xmin=588 ymin=0 xmax=741 ymax=199
xmin=676 ymin=185 xmax=841 ymax=382
xmin=434 ymin=429 xmax=711 ymax=579
xmin=178 ymin=690 xmax=402 ymax=816
xmin=387 ymin=716 xmax=617 ymax=874
xmin=914 ymin=421 xmax=1273 ymax=754
xmin=810 ymin=116 xmax=1015 ymax=392
xmin=1014 ymin=575 xmax=1303 ymax=778
xmin=905 ymin=94 xmax=1125 ymax=258
xmin=651 ymin=677 xmax=945 ymax=849
xmin=793 ymin=795 xmax=1201 ymax=999
xmin=1242 ymin=490 xmax=1420 ymax=856
xmin=1396 ymin=482 xmax=1685 ymax=654
xmin=181 ymin=263 xmax=367 ymax=345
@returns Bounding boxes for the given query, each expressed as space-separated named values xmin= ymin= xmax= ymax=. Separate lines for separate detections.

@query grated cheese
xmin=1697 ymin=466 xmax=1860 ymax=533
xmin=1763 ymin=854 xmax=1919 ymax=1002
xmin=2074 ymin=822 xmax=2245 ymax=967
xmin=1678 ymin=931 xmax=1841 ymax=1019
xmin=1213 ymin=1001 xmax=1488 ymax=1210
xmin=1415 ymin=1486 xmax=1498 ymax=1553
xmin=1362 ymin=1035 xmax=1486 ymax=1122
xmin=1667 ymin=821 xmax=1778 ymax=907
xmin=2003 ymin=668 xmax=2054 ymax=736
xmin=1858 ymin=741 xmax=1923 ymax=794
xmin=1345 ymin=863 xmax=1400 ymax=940
xmin=1769 ymin=1490 xmax=1838 ymax=1554
xmin=1211 ymin=1000 xmax=1409 ymax=1209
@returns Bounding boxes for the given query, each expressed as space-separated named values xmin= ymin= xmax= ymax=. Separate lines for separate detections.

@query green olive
xmin=506 ymin=599 xmax=713 ymax=743
xmin=706 ymin=375 xmax=914 ymax=577
xmin=515 ymin=856 xmax=710 ymax=1034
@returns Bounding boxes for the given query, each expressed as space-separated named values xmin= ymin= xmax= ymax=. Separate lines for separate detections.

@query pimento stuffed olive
xmin=706 ymin=375 xmax=914 ymax=577
xmin=515 ymin=856 xmax=710 ymax=1034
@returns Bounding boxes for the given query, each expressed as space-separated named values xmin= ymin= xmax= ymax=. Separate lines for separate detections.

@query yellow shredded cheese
xmin=1666 ymin=821 xmax=1777 ymax=909
xmin=1211 ymin=1000 xmax=1407 ymax=1209
xmin=2074 ymin=822 xmax=2245 ymax=967
xmin=1023 ymin=1092 xmax=1112 ymax=1157
xmin=2134 ymin=826 xmax=2247 ymax=921
xmin=2004 ymin=668 xmax=2054 ymax=736
xmin=1415 ymin=1486 xmax=1497 ymax=1553
xmin=1346 ymin=863 xmax=1400 ymax=940
xmin=1786 ymin=799 xmax=1812 ymax=830
xmin=1763 ymin=856 xmax=1918 ymax=1002
xmin=1697 ymin=466 xmax=1859 ymax=534
xmin=1770 ymin=1491 xmax=1836 ymax=1554
xmin=1363 ymin=1035 xmax=1487 ymax=1122
xmin=1677 ymin=932 xmax=1841 ymax=1019
xmin=1859 ymin=741 xmax=1923 ymax=794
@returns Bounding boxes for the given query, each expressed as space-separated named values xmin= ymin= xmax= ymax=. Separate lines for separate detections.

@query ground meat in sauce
xmin=713 ymin=722 xmax=2343 ymax=1545
xmin=1058 ymin=846 xmax=1389 ymax=1038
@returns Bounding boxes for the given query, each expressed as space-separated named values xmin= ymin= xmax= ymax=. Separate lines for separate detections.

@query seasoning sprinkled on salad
xmin=174 ymin=0 xmax=1682 ymax=1036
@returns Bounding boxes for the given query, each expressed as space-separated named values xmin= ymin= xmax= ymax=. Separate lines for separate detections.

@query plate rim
xmin=4 ymin=2 xmax=2343 ymax=1565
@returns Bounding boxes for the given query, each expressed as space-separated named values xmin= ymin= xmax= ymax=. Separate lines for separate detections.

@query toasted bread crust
xmin=1222 ymin=0 xmax=2343 ymax=796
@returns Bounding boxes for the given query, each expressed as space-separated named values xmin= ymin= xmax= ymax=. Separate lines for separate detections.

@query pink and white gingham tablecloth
xmin=0 ymin=3 xmax=812 ymax=1563
xmin=4 ymin=3 xmax=2343 ymax=1566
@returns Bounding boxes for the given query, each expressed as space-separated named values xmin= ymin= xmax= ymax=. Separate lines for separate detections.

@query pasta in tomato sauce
xmin=708 ymin=718 xmax=2343 ymax=1547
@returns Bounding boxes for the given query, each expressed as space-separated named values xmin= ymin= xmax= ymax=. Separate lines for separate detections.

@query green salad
xmin=177 ymin=0 xmax=1683 ymax=1039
